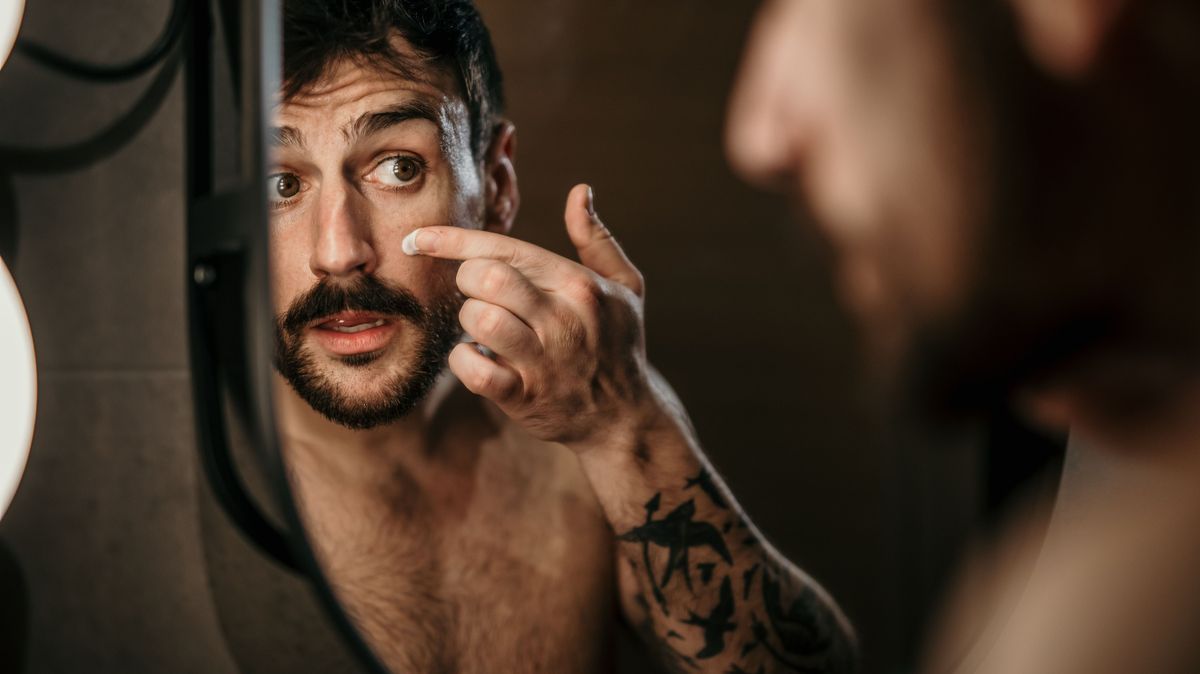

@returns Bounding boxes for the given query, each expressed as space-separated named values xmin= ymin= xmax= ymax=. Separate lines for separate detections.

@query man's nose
xmin=309 ymin=181 xmax=378 ymax=279
xmin=725 ymin=0 xmax=806 ymax=192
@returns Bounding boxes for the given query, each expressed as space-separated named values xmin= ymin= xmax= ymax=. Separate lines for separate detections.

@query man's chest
xmin=308 ymin=447 xmax=618 ymax=673
xmin=436 ymin=501 xmax=617 ymax=673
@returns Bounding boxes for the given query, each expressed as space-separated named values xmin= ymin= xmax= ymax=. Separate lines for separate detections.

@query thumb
xmin=564 ymin=184 xmax=644 ymax=295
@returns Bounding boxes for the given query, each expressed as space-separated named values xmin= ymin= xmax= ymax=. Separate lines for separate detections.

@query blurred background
xmin=0 ymin=0 xmax=1061 ymax=672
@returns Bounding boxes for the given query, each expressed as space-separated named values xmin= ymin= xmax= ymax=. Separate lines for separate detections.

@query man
xmin=722 ymin=0 xmax=1200 ymax=672
xmin=406 ymin=0 xmax=1200 ymax=672
xmin=269 ymin=1 xmax=855 ymax=673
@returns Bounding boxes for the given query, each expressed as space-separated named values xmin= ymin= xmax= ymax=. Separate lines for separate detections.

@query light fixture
xmin=0 ymin=257 xmax=35 ymax=522
xmin=0 ymin=0 xmax=23 ymax=71
xmin=0 ymin=0 xmax=33 ymax=523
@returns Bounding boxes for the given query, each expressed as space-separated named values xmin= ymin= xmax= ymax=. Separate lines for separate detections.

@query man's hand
xmin=407 ymin=184 xmax=859 ymax=674
xmin=402 ymin=183 xmax=652 ymax=448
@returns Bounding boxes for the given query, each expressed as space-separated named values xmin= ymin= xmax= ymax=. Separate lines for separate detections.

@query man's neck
xmin=273 ymin=370 xmax=465 ymax=487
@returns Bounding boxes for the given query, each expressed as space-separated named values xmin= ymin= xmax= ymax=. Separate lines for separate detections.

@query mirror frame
xmin=183 ymin=2 xmax=390 ymax=672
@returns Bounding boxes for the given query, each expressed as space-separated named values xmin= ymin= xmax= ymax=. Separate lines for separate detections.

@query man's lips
xmin=308 ymin=312 xmax=399 ymax=356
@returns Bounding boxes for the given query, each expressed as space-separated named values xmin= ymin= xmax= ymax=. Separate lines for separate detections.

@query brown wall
xmin=0 ymin=1 xmax=241 ymax=672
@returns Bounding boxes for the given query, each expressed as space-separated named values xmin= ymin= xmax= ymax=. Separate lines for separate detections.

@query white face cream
xmin=0 ymin=257 xmax=35 ymax=521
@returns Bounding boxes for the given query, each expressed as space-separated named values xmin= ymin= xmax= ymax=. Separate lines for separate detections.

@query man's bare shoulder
xmin=430 ymin=380 xmax=599 ymax=493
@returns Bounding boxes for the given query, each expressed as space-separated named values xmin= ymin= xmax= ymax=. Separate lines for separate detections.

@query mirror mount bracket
xmin=187 ymin=186 xmax=298 ymax=572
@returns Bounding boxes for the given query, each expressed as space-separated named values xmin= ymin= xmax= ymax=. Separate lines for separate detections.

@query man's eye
xmin=268 ymin=173 xmax=302 ymax=203
xmin=370 ymin=156 xmax=424 ymax=187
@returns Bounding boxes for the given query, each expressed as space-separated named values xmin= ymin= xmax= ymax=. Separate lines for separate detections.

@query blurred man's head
xmin=728 ymin=0 xmax=1200 ymax=421
xmin=270 ymin=0 xmax=518 ymax=429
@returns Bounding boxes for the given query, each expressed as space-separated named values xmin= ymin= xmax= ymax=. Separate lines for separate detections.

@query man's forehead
xmin=276 ymin=56 xmax=458 ymax=120
xmin=271 ymin=60 xmax=474 ymax=156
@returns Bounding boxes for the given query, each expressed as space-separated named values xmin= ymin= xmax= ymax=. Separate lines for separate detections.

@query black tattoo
xmin=763 ymin=574 xmax=834 ymax=658
xmin=742 ymin=563 xmax=761 ymax=601
xmin=619 ymin=497 xmax=733 ymax=598
xmin=739 ymin=570 xmax=840 ymax=674
xmin=684 ymin=468 xmax=729 ymax=509
xmin=621 ymin=487 xmax=854 ymax=674
xmin=634 ymin=494 xmax=669 ymax=612
xmin=682 ymin=576 xmax=737 ymax=659
xmin=749 ymin=613 xmax=823 ymax=674
xmin=636 ymin=595 xmax=701 ymax=674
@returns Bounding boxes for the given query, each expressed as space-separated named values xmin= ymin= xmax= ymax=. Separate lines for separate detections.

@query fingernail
xmin=586 ymin=186 xmax=596 ymax=216
xmin=402 ymin=229 xmax=437 ymax=255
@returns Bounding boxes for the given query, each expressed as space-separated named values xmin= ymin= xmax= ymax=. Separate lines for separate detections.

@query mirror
xmin=258 ymin=2 xmax=982 ymax=673
xmin=190 ymin=0 xmax=1109 ymax=671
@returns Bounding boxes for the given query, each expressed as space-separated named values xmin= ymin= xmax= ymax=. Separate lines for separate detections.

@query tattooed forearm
xmin=581 ymin=372 xmax=858 ymax=674
xmin=612 ymin=468 xmax=858 ymax=674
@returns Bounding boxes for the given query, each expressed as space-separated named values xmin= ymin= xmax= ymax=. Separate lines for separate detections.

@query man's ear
xmin=1008 ymin=0 xmax=1130 ymax=77
xmin=483 ymin=121 xmax=519 ymax=235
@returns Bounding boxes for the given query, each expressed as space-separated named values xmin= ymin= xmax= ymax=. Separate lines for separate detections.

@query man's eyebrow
xmin=270 ymin=125 xmax=306 ymax=150
xmin=343 ymin=99 xmax=445 ymax=147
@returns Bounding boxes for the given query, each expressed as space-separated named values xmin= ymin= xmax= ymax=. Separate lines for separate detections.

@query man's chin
xmin=274 ymin=350 xmax=427 ymax=430
xmin=292 ymin=380 xmax=423 ymax=431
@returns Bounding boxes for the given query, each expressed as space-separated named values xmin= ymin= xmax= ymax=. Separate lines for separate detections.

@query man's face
xmin=727 ymin=0 xmax=987 ymax=364
xmin=269 ymin=49 xmax=482 ymax=429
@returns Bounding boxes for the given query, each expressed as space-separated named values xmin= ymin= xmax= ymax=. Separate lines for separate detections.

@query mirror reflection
xmin=264 ymin=1 xmax=1200 ymax=674
xmin=267 ymin=3 xmax=860 ymax=673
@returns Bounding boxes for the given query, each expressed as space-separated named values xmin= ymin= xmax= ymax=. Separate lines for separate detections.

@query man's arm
xmin=580 ymin=368 xmax=857 ymax=674
xmin=403 ymin=184 xmax=859 ymax=674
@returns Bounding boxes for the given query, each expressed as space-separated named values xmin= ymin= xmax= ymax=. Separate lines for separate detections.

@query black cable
xmin=14 ymin=0 xmax=186 ymax=82
xmin=0 ymin=45 xmax=182 ymax=172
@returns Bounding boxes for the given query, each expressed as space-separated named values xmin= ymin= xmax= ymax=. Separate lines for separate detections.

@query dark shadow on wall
xmin=0 ymin=538 xmax=29 ymax=673
xmin=0 ymin=47 xmax=182 ymax=174
xmin=0 ymin=171 xmax=15 ymax=265
xmin=0 ymin=45 xmax=180 ymax=284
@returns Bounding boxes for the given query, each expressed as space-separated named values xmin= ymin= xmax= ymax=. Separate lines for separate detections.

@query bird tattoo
xmin=682 ymin=576 xmax=737 ymax=659
xmin=618 ymin=498 xmax=733 ymax=591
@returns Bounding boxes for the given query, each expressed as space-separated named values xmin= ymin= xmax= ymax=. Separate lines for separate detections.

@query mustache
xmin=280 ymin=276 xmax=427 ymax=337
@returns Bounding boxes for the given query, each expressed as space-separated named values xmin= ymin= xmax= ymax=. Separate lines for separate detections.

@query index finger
xmin=402 ymin=226 xmax=570 ymax=282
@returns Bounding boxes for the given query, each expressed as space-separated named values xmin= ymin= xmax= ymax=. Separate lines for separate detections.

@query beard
xmin=898 ymin=0 xmax=1200 ymax=424
xmin=274 ymin=275 xmax=462 ymax=430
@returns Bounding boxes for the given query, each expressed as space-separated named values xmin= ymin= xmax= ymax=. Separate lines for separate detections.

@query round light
xmin=0 ymin=0 xmax=24 ymax=71
xmin=0 ymin=257 xmax=35 ymax=521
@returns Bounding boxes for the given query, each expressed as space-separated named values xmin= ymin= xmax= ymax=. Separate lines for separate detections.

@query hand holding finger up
xmin=402 ymin=184 xmax=655 ymax=449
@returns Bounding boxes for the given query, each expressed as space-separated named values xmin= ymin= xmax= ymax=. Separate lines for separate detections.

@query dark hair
xmin=282 ymin=0 xmax=505 ymax=157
